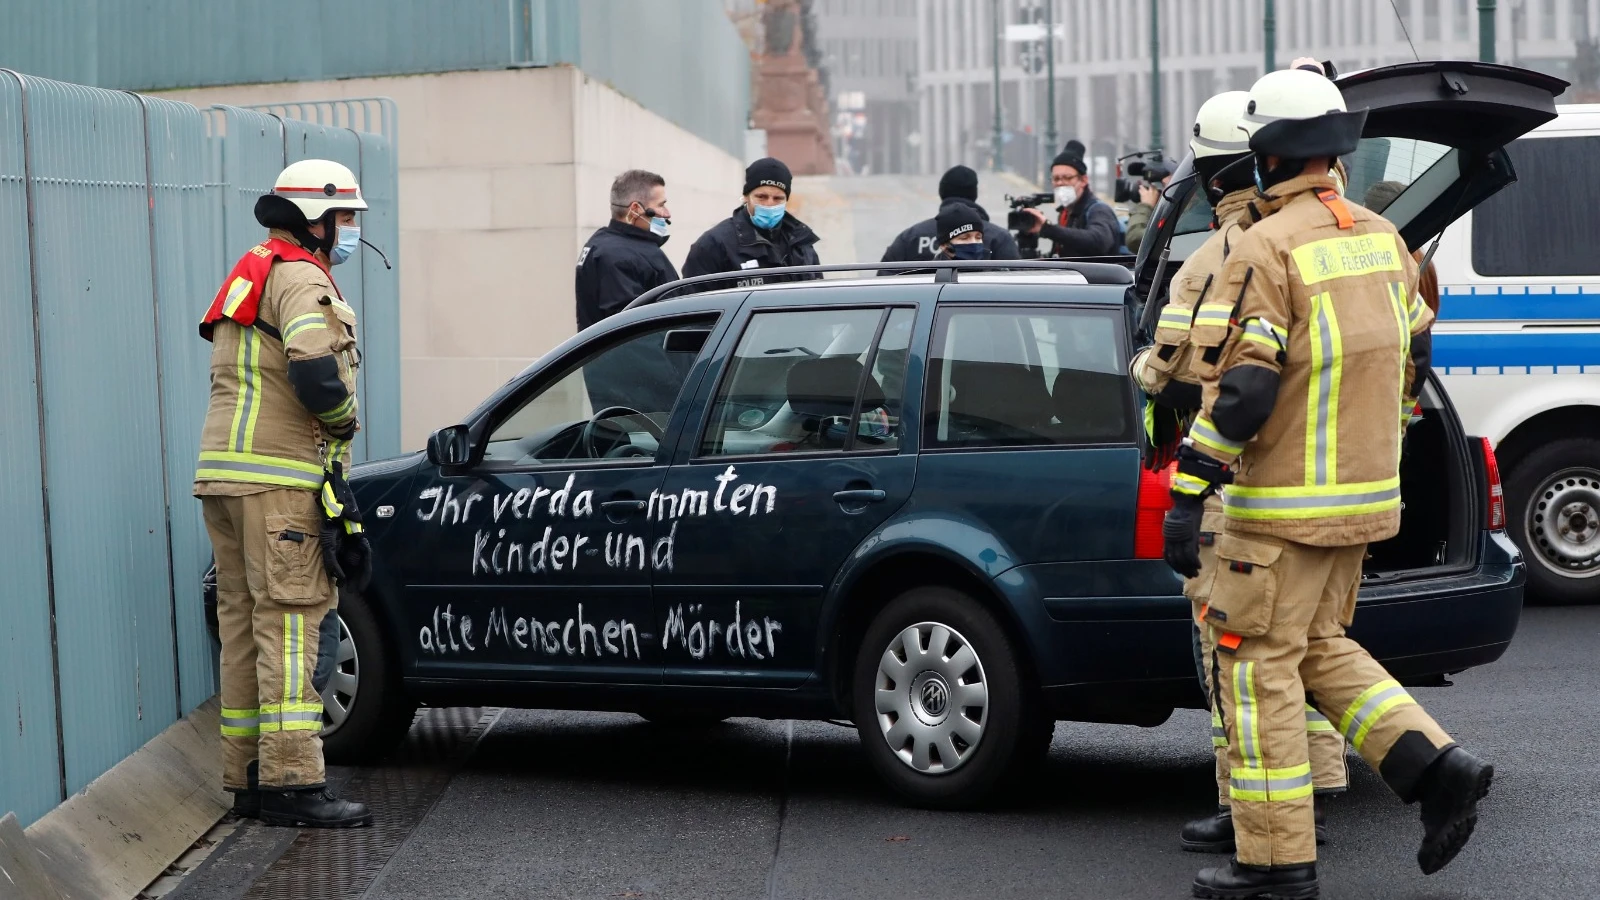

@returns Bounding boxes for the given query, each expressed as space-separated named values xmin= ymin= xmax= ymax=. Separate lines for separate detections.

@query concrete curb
xmin=2 ymin=698 xmax=229 ymax=900
xmin=0 ymin=812 xmax=65 ymax=900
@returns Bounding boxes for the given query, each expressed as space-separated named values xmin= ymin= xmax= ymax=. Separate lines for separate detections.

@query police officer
xmin=576 ymin=169 xmax=679 ymax=330
xmin=1129 ymin=89 xmax=1350 ymax=859
xmin=933 ymin=201 xmax=989 ymax=260
xmin=683 ymin=157 xmax=820 ymax=286
xmin=196 ymin=159 xmax=373 ymax=829
xmin=1017 ymin=150 xmax=1122 ymax=256
xmin=880 ymin=165 xmax=1019 ymax=263
xmin=1163 ymin=70 xmax=1490 ymax=898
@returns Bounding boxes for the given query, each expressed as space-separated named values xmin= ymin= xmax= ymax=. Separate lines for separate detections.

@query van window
xmin=925 ymin=308 xmax=1129 ymax=449
xmin=1470 ymin=135 xmax=1600 ymax=276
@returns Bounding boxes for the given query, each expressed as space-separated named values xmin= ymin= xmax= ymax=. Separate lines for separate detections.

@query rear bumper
xmin=1019 ymin=530 xmax=1526 ymax=715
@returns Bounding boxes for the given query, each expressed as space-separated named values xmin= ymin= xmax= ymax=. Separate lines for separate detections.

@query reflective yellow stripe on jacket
xmin=195 ymin=451 xmax=323 ymax=490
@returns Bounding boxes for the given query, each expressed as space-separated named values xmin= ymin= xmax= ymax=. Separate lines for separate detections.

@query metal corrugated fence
xmin=0 ymin=0 xmax=750 ymax=158
xmin=0 ymin=72 xmax=399 ymax=827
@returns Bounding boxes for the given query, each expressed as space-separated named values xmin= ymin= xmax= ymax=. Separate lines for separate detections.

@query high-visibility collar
xmin=200 ymin=235 xmax=334 ymax=341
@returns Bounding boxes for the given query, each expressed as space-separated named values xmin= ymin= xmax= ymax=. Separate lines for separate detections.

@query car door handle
xmin=833 ymin=489 xmax=887 ymax=504
xmin=601 ymin=499 xmax=647 ymax=513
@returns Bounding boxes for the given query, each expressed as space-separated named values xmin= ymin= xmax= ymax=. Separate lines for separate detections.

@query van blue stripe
xmin=1433 ymin=331 xmax=1600 ymax=369
xmin=1437 ymin=287 xmax=1600 ymax=322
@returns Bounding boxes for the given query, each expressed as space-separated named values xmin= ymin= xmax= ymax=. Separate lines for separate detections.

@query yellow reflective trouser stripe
xmin=1190 ymin=415 xmax=1244 ymax=456
xmin=1338 ymin=680 xmax=1416 ymax=752
xmin=228 ymin=327 xmax=263 ymax=453
xmin=1305 ymin=704 xmax=1336 ymax=733
xmin=1223 ymin=477 xmax=1401 ymax=520
xmin=1305 ymin=291 xmax=1344 ymax=486
xmin=1234 ymin=660 xmax=1261 ymax=769
xmin=196 ymin=451 xmax=324 ymax=489
xmin=1172 ymin=472 xmax=1210 ymax=496
xmin=220 ymin=706 xmax=260 ymax=737
xmin=260 ymin=702 xmax=323 ymax=733
xmin=283 ymin=312 xmax=327 ymax=344
xmin=1230 ymin=762 xmax=1315 ymax=802
xmin=221 ymin=276 xmax=253 ymax=317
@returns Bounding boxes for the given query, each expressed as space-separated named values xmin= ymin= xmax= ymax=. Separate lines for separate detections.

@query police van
xmin=1425 ymin=104 xmax=1600 ymax=605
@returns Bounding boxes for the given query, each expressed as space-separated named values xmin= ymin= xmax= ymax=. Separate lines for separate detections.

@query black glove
xmin=324 ymin=417 xmax=359 ymax=441
xmin=1163 ymin=493 xmax=1206 ymax=578
xmin=319 ymin=518 xmax=347 ymax=583
xmin=338 ymin=532 xmax=372 ymax=594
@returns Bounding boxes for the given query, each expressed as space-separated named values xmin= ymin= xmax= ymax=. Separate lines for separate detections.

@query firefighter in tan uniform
xmin=1130 ymin=88 xmax=1349 ymax=859
xmin=195 ymin=159 xmax=372 ymax=828
xmin=1160 ymin=71 xmax=1492 ymax=899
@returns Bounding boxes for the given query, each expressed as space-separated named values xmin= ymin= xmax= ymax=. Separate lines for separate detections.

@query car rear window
xmin=924 ymin=307 xmax=1130 ymax=449
xmin=1470 ymin=135 xmax=1600 ymax=276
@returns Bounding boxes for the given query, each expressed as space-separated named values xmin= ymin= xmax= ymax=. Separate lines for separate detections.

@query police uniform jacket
xmin=880 ymin=199 xmax=1021 ymax=263
xmin=575 ymin=220 xmax=679 ymax=331
xmin=1183 ymin=172 xmax=1434 ymax=547
xmin=682 ymin=207 xmax=822 ymax=287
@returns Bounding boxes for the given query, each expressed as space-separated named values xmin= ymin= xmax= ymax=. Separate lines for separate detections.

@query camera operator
xmin=1018 ymin=150 xmax=1122 ymax=257
xmin=1124 ymin=174 xmax=1171 ymax=255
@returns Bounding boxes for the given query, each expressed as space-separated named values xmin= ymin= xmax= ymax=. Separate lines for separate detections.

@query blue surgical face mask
xmin=649 ymin=216 xmax=671 ymax=238
xmin=749 ymin=201 xmax=786 ymax=230
xmin=1252 ymin=159 xmax=1266 ymax=195
xmin=951 ymin=242 xmax=988 ymax=260
xmin=330 ymin=224 xmax=360 ymax=266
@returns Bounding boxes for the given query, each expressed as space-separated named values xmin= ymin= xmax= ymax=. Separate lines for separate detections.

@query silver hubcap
xmin=322 ymin=615 xmax=359 ymax=735
xmin=1525 ymin=468 xmax=1600 ymax=578
xmin=873 ymin=621 xmax=988 ymax=774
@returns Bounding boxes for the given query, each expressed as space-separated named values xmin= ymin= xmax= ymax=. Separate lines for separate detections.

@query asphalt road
xmin=193 ymin=605 xmax=1600 ymax=899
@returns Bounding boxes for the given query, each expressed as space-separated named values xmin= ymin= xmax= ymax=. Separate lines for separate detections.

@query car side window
xmin=925 ymin=307 xmax=1129 ymax=449
xmin=480 ymin=316 xmax=717 ymax=466
xmin=701 ymin=307 xmax=914 ymax=457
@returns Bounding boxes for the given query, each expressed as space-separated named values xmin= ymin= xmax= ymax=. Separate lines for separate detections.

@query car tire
xmin=321 ymin=588 xmax=418 ymax=764
xmin=852 ymin=585 xmax=1032 ymax=810
xmin=1505 ymin=438 xmax=1600 ymax=605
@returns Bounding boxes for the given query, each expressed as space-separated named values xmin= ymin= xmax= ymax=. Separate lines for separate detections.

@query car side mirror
xmin=663 ymin=328 xmax=711 ymax=354
xmin=426 ymin=424 xmax=473 ymax=467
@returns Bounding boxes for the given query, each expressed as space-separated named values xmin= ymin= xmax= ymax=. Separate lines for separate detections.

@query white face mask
xmin=1054 ymin=184 xmax=1078 ymax=206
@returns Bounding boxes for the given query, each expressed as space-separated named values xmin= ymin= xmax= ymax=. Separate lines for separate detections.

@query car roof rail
xmin=623 ymin=259 xmax=1134 ymax=311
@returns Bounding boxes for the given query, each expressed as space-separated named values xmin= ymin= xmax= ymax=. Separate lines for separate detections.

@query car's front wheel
xmin=853 ymin=585 xmax=1032 ymax=809
xmin=321 ymin=588 xmax=418 ymax=764
xmin=1506 ymin=438 xmax=1600 ymax=605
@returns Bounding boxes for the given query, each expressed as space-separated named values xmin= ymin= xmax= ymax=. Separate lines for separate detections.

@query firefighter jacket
xmin=1180 ymin=172 xmax=1434 ymax=547
xmin=195 ymin=229 xmax=360 ymax=496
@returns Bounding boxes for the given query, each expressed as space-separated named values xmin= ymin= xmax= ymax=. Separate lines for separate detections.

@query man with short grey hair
xmin=576 ymin=168 xmax=678 ymax=330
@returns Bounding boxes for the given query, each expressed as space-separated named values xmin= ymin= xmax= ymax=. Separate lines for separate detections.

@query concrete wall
xmin=163 ymin=67 xmax=745 ymax=450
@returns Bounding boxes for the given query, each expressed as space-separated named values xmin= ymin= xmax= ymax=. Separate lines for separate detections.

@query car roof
xmin=648 ymin=271 xmax=1130 ymax=311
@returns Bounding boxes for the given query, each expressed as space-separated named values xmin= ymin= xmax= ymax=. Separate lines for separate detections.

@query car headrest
xmin=785 ymin=356 xmax=884 ymax=420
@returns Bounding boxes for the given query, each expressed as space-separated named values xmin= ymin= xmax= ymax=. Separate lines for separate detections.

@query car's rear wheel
xmin=1506 ymin=438 xmax=1600 ymax=605
xmin=322 ymin=588 xmax=417 ymax=764
xmin=852 ymin=585 xmax=1032 ymax=809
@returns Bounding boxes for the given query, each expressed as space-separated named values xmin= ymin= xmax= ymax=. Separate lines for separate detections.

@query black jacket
xmin=575 ymin=220 xmax=679 ymax=331
xmin=879 ymin=198 xmax=1021 ymax=266
xmin=682 ymin=207 xmax=822 ymax=289
xmin=1039 ymin=188 xmax=1123 ymax=257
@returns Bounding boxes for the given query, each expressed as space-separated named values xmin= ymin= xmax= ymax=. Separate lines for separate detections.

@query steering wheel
xmin=578 ymin=406 xmax=664 ymax=459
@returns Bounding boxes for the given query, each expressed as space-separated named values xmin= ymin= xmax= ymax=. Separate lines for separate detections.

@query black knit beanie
xmin=935 ymin=202 xmax=984 ymax=246
xmin=744 ymin=157 xmax=793 ymax=196
xmin=938 ymin=165 xmax=980 ymax=201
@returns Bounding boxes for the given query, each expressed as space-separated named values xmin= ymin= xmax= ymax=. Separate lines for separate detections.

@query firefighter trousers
xmin=202 ymin=489 xmax=333 ymax=791
xmin=1207 ymin=535 xmax=1455 ymax=867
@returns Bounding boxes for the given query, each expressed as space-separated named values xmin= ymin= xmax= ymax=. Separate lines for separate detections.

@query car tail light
xmin=1481 ymin=437 xmax=1505 ymax=531
xmin=1135 ymin=463 xmax=1176 ymax=558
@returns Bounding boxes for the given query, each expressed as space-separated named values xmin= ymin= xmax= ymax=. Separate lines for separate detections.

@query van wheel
xmin=322 ymin=588 xmax=418 ymax=764
xmin=1506 ymin=438 xmax=1600 ymax=605
xmin=853 ymin=586 xmax=1030 ymax=809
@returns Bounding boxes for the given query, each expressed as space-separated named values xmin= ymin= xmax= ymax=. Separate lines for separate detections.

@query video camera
xmin=1004 ymin=193 xmax=1056 ymax=259
xmin=1114 ymin=150 xmax=1175 ymax=204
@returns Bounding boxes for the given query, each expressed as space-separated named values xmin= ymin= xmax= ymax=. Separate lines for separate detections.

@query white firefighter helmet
xmin=1189 ymin=91 xmax=1252 ymax=160
xmin=272 ymin=159 xmax=369 ymax=222
xmin=1239 ymin=69 xmax=1366 ymax=159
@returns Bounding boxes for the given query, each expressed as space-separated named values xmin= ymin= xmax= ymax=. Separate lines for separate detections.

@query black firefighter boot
xmin=1180 ymin=799 xmax=1330 ymax=853
xmin=229 ymin=760 xmax=261 ymax=820
xmin=1193 ymin=861 xmax=1318 ymax=900
xmin=1415 ymin=746 xmax=1494 ymax=875
xmin=260 ymin=786 xmax=373 ymax=828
